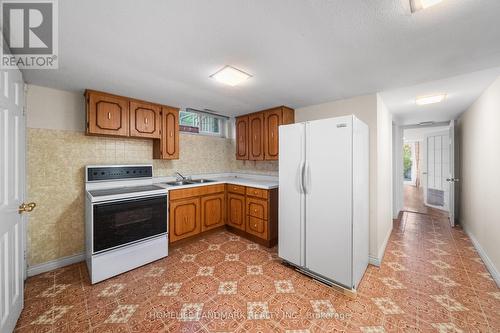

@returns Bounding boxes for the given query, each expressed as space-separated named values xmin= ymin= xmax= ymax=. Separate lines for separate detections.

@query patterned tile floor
xmin=16 ymin=212 xmax=499 ymax=332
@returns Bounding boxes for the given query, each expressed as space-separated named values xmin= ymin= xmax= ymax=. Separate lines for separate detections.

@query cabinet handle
xmin=145 ymin=117 xmax=148 ymax=125
xmin=254 ymin=209 xmax=257 ymax=213
xmin=271 ymin=132 xmax=274 ymax=138
xmin=107 ymin=112 xmax=111 ymax=120
xmin=170 ymin=131 xmax=173 ymax=137
xmin=254 ymin=135 xmax=257 ymax=140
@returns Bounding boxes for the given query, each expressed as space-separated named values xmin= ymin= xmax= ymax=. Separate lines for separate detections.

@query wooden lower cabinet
xmin=246 ymin=216 xmax=267 ymax=239
xmin=201 ymin=193 xmax=225 ymax=232
xmin=169 ymin=197 xmax=201 ymax=242
xmin=227 ymin=193 xmax=245 ymax=231
xmin=168 ymin=184 xmax=277 ymax=247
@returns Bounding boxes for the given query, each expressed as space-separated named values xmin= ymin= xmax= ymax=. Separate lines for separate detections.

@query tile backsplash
xmin=27 ymin=128 xmax=278 ymax=267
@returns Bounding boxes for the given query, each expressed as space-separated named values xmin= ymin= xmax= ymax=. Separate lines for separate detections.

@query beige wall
xmin=26 ymin=85 xmax=277 ymax=267
xmin=295 ymin=93 xmax=393 ymax=263
xmin=376 ymin=95 xmax=393 ymax=260
xmin=458 ymin=75 xmax=500 ymax=280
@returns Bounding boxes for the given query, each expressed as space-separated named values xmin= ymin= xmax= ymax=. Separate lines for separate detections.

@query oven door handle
xmin=91 ymin=193 xmax=168 ymax=206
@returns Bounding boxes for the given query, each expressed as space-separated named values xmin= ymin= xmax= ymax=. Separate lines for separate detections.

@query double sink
xmin=163 ymin=178 xmax=216 ymax=187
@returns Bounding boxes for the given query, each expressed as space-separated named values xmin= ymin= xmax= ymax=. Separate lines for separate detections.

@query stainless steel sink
xmin=189 ymin=179 xmax=215 ymax=184
xmin=164 ymin=180 xmax=194 ymax=186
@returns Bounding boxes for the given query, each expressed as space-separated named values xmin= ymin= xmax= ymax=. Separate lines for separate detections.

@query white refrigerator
xmin=278 ymin=115 xmax=369 ymax=290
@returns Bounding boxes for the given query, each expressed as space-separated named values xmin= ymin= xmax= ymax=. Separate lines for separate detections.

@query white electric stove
xmin=85 ymin=165 xmax=168 ymax=284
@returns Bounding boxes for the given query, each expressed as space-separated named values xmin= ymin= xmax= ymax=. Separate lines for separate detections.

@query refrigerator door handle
xmin=299 ymin=161 xmax=306 ymax=193
xmin=304 ymin=161 xmax=311 ymax=194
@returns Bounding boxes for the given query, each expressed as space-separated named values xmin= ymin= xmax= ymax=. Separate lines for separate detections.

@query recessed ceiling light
xmin=416 ymin=94 xmax=447 ymax=105
xmin=410 ymin=0 xmax=443 ymax=12
xmin=210 ymin=65 xmax=252 ymax=87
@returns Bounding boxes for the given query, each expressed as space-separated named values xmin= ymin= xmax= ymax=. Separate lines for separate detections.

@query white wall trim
xmin=462 ymin=225 xmax=500 ymax=288
xmin=369 ymin=224 xmax=393 ymax=267
xmin=27 ymin=252 xmax=85 ymax=277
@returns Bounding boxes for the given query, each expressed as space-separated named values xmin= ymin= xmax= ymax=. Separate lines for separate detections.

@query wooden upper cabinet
xmin=86 ymin=91 xmax=129 ymax=137
xmin=264 ymin=109 xmax=281 ymax=160
xmin=129 ymin=101 xmax=161 ymax=138
xmin=169 ymin=197 xmax=200 ymax=242
xmin=249 ymin=113 xmax=264 ymax=160
xmin=153 ymin=107 xmax=179 ymax=160
xmin=236 ymin=106 xmax=294 ymax=161
xmin=201 ymin=193 xmax=225 ymax=232
xmin=235 ymin=116 xmax=249 ymax=160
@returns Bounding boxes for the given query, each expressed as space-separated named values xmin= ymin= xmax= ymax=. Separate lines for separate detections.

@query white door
xmin=0 ymin=68 xmax=26 ymax=333
xmin=305 ymin=116 xmax=352 ymax=288
xmin=278 ymin=123 xmax=305 ymax=267
xmin=447 ymin=120 xmax=458 ymax=226
xmin=424 ymin=130 xmax=450 ymax=211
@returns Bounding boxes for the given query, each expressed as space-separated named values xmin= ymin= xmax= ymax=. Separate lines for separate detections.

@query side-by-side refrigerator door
xmin=305 ymin=117 xmax=353 ymax=288
xmin=278 ymin=123 xmax=306 ymax=267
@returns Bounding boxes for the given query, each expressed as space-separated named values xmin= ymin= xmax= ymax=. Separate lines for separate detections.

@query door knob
xmin=19 ymin=202 xmax=36 ymax=214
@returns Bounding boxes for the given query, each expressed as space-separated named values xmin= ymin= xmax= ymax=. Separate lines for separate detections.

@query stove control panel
xmin=86 ymin=165 xmax=153 ymax=182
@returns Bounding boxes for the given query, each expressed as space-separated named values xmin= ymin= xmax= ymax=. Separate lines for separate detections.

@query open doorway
xmin=402 ymin=124 xmax=451 ymax=218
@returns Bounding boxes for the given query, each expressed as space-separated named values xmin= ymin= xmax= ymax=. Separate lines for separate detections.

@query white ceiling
xmin=380 ymin=67 xmax=500 ymax=125
xmin=23 ymin=0 xmax=500 ymax=117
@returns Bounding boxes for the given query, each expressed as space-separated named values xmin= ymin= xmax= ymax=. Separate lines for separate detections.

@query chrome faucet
xmin=175 ymin=172 xmax=189 ymax=181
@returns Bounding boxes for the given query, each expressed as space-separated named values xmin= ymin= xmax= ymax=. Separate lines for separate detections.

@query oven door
xmin=92 ymin=194 xmax=168 ymax=253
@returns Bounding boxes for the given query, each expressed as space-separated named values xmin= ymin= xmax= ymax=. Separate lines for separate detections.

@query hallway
xmin=404 ymin=185 xmax=449 ymax=218
xmin=365 ymin=211 xmax=499 ymax=332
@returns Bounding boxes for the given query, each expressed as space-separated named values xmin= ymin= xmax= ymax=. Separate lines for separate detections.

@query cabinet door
xmin=247 ymin=197 xmax=268 ymax=220
xmin=264 ymin=108 xmax=282 ymax=160
xmin=129 ymin=101 xmax=161 ymax=138
xmin=249 ymin=113 xmax=264 ymax=160
xmin=227 ymin=193 xmax=245 ymax=231
xmin=153 ymin=107 xmax=179 ymax=160
xmin=201 ymin=193 xmax=225 ymax=232
xmin=169 ymin=198 xmax=200 ymax=242
xmin=246 ymin=216 xmax=268 ymax=240
xmin=86 ymin=91 xmax=129 ymax=137
xmin=236 ymin=116 xmax=249 ymax=160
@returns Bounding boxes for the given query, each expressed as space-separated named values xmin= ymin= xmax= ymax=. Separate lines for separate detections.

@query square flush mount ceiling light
xmin=410 ymin=0 xmax=443 ymax=12
xmin=210 ymin=65 xmax=252 ymax=86
xmin=416 ymin=94 xmax=447 ymax=105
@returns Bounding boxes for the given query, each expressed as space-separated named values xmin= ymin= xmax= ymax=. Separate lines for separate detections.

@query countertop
xmin=154 ymin=173 xmax=278 ymax=191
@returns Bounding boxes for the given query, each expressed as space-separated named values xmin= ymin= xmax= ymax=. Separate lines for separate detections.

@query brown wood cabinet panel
xmin=246 ymin=216 xmax=268 ymax=239
xmin=227 ymin=184 xmax=246 ymax=195
xmin=169 ymin=198 xmax=201 ymax=242
xmin=201 ymin=193 xmax=225 ymax=232
xmin=153 ymin=107 xmax=179 ymax=160
xmin=264 ymin=108 xmax=281 ymax=160
xmin=246 ymin=187 xmax=269 ymax=199
xmin=129 ymin=101 xmax=161 ymax=138
xmin=86 ymin=91 xmax=129 ymax=137
xmin=235 ymin=116 xmax=249 ymax=160
xmin=249 ymin=113 xmax=264 ymax=160
xmin=227 ymin=193 xmax=246 ymax=231
xmin=247 ymin=197 xmax=268 ymax=220
xmin=169 ymin=184 xmax=225 ymax=201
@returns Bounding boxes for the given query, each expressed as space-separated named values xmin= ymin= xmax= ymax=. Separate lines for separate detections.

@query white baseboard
xmin=369 ymin=224 xmax=393 ymax=267
xmin=27 ymin=252 xmax=85 ymax=277
xmin=462 ymin=226 xmax=500 ymax=288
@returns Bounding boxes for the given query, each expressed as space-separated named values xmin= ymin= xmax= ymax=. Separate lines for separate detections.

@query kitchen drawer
xmin=247 ymin=197 xmax=267 ymax=219
xmin=169 ymin=184 xmax=225 ymax=201
xmin=246 ymin=187 xmax=268 ymax=199
xmin=246 ymin=216 xmax=268 ymax=239
xmin=227 ymin=184 xmax=246 ymax=195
